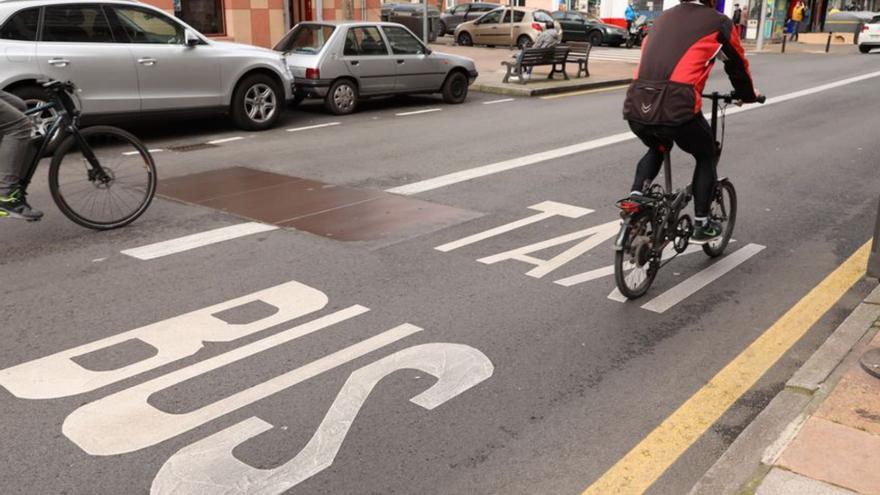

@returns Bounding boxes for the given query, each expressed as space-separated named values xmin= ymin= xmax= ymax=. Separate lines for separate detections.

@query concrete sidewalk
xmin=691 ymin=283 xmax=880 ymax=495
xmin=428 ymin=39 xmax=634 ymax=96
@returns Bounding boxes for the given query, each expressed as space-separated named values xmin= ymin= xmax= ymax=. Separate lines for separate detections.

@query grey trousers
xmin=0 ymin=90 xmax=34 ymax=195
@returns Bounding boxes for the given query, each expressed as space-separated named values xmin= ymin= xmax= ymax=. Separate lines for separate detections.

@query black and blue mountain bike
xmin=18 ymin=80 xmax=156 ymax=230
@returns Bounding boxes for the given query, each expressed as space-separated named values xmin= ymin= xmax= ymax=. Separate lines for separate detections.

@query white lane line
xmin=396 ymin=108 xmax=442 ymax=116
xmin=483 ymin=98 xmax=515 ymax=105
xmin=121 ymin=222 xmax=278 ymax=260
xmin=386 ymin=70 xmax=880 ymax=196
xmin=286 ymin=122 xmax=341 ymax=132
xmin=123 ymin=149 xmax=163 ymax=156
xmin=640 ymin=243 xmax=765 ymax=313
xmin=208 ymin=136 xmax=245 ymax=145
xmin=387 ymin=132 xmax=633 ymax=195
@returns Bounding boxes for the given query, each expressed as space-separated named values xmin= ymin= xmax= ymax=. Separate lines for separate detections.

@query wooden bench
xmin=501 ymin=46 xmax=570 ymax=84
xmin=563 ymin=41 xmax=592 ymax=78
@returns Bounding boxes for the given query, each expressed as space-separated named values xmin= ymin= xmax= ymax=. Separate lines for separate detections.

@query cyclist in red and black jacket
xmin=622 ymin=0 xmax=759 ymax=241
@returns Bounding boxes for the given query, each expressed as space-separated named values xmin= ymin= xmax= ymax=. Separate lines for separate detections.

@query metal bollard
xmin=782 ymin=33 xmax=787 ymax=53
xmin=868 ymin=196 xmax=880 ymax=279
xmin=826 ymin=32 xmax=833 ymax=53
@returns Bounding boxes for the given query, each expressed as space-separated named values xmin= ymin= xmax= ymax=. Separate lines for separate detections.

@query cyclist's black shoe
xmin=692 ymin=220 xmax=722 ymax=242
xmin=0 ymin=189 xmax=44 ymax=221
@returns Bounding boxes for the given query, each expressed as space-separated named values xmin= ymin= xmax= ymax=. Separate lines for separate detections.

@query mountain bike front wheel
xmin=49 ymin=126 xmax=156 ymax=230
xmin=702 ymin=179 xmax=737 ymax=258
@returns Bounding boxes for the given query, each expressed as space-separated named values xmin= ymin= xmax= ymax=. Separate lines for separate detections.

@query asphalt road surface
xmin=2 ymin=50 xmax=879 ymax=495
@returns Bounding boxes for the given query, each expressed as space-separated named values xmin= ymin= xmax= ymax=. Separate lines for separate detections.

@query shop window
xmin=176 ymin=0 xmax=226 ymax=36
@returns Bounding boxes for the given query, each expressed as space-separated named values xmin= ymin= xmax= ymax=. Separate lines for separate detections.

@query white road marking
xmin=640 ymin=243 xmax=765 ymax=313
xmin=0 ymin=281 xmax=328 ymax=399
xmin=63 ymin=318 xmax=420 ymax=455
xmin=122 ymin=149 xmax=163 ymax=156
xmin=478 ymin=220 xmax=619 ymax=279
xmin=121 ymin=222 xmax=278 ymax=260
xmin=556 ymin=244 xmax=703 ymax=287
xmin=386 ymin=71 xmax=880 ymax=196
xmin=435 ymin=201 xmax=592 ymax=252
xmin=287 ymin=122 xmax=341 ymax=132
xmin=151 ymin=343 xmax=493 ymax=494
xmin=207 ymin=136 xmax=245 ymax=145
xmin=482 ymin=98 xmax=515 ymax=105
xmin=386 ymin=132 xmax=634 ymax=195
xmin=396 ymin=108 xmax=441 ymax=116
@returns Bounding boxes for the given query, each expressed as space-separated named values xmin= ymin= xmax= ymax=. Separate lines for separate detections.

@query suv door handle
xmin=138 ymin=57 xmax=157 ymax=66
xmin=349 ymin=60 xmax=359 ymax=66
xmin=397 ymin=59 xmax=405 ymax=64
xmin=48 ymin=58 xmax=70 ymax=67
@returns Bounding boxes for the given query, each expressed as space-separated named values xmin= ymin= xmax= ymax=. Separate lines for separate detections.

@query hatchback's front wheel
xmin=442 ymin=71 xmax=469 ymax=104
xmin=231 ymin=74 xmax=282 ymax=131
xmin=325 ymin=79 xmax=358 ymax=115
xmin=457 ymin=31 xmax=473 ymax=46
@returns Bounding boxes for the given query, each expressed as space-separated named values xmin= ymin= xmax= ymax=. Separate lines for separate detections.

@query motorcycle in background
xmin=625 ymin=15 xmax=649 ymax=48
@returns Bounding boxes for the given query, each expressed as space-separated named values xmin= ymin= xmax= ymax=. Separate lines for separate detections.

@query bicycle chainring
xmin=673 ymin=215 xmax=693 ymax=253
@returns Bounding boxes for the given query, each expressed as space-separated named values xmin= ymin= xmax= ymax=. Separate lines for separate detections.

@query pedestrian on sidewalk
xmin=790 ymin=0 xmax=805 ymax=41
xmin=732 ymin=4 xmax=743 ymax=38
xmin=625 ymin=1 xmax=637 ymax=34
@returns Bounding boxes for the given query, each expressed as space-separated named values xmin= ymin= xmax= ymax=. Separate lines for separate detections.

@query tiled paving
xmin=158 ymin=167 xmax=476 ymax=242
xmin=778 ymin=416 xmax=880 ymax=495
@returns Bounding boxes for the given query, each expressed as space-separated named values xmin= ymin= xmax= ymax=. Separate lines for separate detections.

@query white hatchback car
xmin=859 ymin=15 xmax=880 ymax=53
xmin=0 ymin=0 xmax=295 ymax=130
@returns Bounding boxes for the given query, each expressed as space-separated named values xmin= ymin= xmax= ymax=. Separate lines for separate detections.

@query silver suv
xmin=0 ymin=0 xmax=295 ymax=130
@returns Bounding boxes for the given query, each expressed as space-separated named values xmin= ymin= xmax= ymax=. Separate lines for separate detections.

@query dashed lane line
xmin=386 ymin=70 xmax=880 ymax=196
xmin=640 ymin=243 xmax=765 ymax=313
xmin=482 ymin=98 xmax=515 ymax=105
xmin=581 ymin=240 xmax=871 ymax=495
xmin=287 ymin=122 xmax=341 ymax=132
xmin=207 ymin=136 xmax=246 ymax=145
xmin=540 ymin=84 xmax=630 ymax=100
xmin=121 ymin=222 xmax=278 ymax=260
xmin=395 ymin=108 xmax=442 ymax=116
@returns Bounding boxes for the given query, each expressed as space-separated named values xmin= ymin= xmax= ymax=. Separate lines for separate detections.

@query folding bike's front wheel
xmin=49 ymin=126 xmax=157 ymax=230
xmin=702 ymin=179 xmax=737 ymax=258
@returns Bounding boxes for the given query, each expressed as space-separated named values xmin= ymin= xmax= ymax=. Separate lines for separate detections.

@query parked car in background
xmin=859 ymin=15 xmax=880 ymax=53
xmin=0 ymin=0 xmax=294 ymax=130
xmin=551 ymin=11 xmax=626 ymax=46
xmin=439 ymin=2 xmax=497 ymax=35
xmin=455 ymin=7 xmax=561 ymax=49
xmin=276 ymin=21 xmax=478 ymax=115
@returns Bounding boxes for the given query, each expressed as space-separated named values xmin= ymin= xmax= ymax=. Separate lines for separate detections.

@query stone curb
xmin=471 ymin=77 xmax=633 ymax=97
xmin=688 ymin=283 xmax=880 ymax=495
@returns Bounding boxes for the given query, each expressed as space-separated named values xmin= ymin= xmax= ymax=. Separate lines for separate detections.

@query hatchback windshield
xmin=275 ymin=24 xmax=335 ymax=54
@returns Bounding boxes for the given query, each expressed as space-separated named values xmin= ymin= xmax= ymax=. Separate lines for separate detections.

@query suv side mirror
xmin=424 ymin=47 xmax=432 ymax=55
xmin=185 ymin=30 xmax=200 ymax=47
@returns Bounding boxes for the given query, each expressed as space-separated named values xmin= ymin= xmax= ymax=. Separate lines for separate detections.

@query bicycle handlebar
xmin=701 ymin=91 xmax=766 ymax=104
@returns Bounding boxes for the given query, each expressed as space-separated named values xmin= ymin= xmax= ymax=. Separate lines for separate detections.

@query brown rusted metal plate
xmin=158 ymin=167 xmax=475 ymax=242
xmin=280 ymin=194 xmax=475 ymax=241
xmin=158 ymin=166 xmax=302 ymax=204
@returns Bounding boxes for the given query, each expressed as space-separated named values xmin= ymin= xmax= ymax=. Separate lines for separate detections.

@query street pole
xmin=423 ymin=0 xmax=429 ymax=45
xmin=756 ymin=0 xmax=768 ymax=51
xmin=510 ymin=0 xmax=515 ymax=49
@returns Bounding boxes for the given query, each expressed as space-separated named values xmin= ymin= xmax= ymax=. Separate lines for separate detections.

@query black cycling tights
xmin=628 ymin=115 xmax=716 ymax=218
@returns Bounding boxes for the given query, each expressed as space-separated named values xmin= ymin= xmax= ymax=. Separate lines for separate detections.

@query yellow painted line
xmin=540 ymin=84 xmax=630 ymax=100
xmin=581 ymin=240 xmax=872 ymax=495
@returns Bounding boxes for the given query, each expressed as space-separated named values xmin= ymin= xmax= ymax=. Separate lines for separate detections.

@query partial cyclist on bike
xmin=622 ymin=0 xmax=758 ymax=241
xmin=0 ymin=89 xmax=42 ymax=220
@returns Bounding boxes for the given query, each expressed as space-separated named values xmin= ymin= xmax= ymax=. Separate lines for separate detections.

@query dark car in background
xmin=439 ymin=2 xmax=497 ymax=35
xmin=552 ymin=11 xmax=627 ymax=46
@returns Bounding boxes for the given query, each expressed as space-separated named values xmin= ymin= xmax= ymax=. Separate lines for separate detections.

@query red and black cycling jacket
xmin=623 ymin=1 xmax=757 ymax=125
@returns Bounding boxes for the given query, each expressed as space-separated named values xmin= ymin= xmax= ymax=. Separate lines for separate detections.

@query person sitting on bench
xmin=511 ymin=21 xmax=560 ymax=82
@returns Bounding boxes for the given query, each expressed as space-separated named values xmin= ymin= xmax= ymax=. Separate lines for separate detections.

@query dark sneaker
xmin=0 ymin=189 xmax=44 ymax=221
xmin=692 ymin=220 xmax=723 ymax=242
